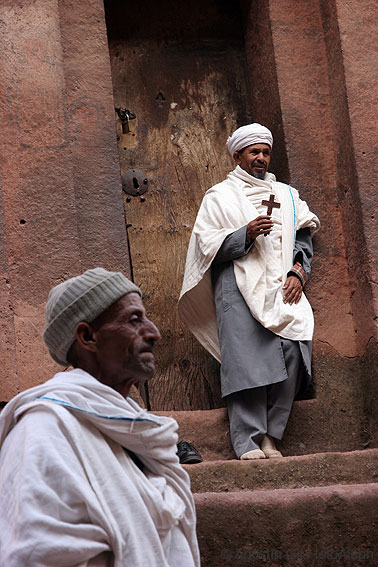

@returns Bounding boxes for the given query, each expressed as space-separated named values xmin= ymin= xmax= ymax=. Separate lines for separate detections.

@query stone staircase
xmin=158 ymin=408 xmax=378 ymax=566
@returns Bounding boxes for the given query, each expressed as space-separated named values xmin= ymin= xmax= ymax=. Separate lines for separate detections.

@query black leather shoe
xmin=177 ymin=440 xmax=203 ymax=464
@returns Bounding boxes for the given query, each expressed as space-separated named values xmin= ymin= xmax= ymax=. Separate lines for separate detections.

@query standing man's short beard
xmin=251 ymin=170 xmax=266 ymax=180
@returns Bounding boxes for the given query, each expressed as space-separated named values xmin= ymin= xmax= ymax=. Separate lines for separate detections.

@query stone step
xmin=195 ymin=483 xmax=378 ymax=566
xmin=157 ymin=408 xmax=233 ymax=460
xmin=158 ymin=408 xmax=378 ymax=565
xmin=184 ymin=449 xmax=378 ymax=493
xmin=157 ymin=399 xmax=365 ymax=461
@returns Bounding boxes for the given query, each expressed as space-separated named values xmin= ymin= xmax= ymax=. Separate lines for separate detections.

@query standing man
xmin=0 ymin=268 xmax=200 ymax=566
xmin=179 ymin=124 xmax=320 ymax=460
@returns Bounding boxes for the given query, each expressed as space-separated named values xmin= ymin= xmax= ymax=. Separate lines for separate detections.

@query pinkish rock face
xmin=0 ymin=0 xmax=131 ymax=400
xmin=195 ymin=483 xmax=378 ymax=566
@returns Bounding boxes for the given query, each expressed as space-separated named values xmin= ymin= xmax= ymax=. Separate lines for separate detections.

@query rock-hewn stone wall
xmin=241 ymin=0 xmax=377 ymax=449
xmin=0 ymin=0 xmax=130 ymax=399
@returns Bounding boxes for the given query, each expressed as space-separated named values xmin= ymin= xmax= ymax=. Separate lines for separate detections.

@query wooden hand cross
xmin=262 ymin=194 xmax=281 ymax=215
xmin=261 ymin=194 xmax=280 ymax=236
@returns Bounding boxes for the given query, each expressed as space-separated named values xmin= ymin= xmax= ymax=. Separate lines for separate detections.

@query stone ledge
xmin=155 ymin=407 xmax=233 ymax=460
xmin=156 ymin=399 xmax=372 ymax=459
xmin=195 ymin=482 xmax=378 ymax=566
xmin=184 ymin=448 xmax=378 ymax=493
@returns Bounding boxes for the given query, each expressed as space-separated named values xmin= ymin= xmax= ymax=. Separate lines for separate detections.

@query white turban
xmin=226 ymin=123 xmax=273 ymax=156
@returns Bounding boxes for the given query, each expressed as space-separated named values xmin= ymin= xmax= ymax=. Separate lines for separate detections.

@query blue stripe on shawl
xmin=35 ymin=396 xmax=162 ymax=426
xmin=287 ymin=185 xmax=296 ymax=246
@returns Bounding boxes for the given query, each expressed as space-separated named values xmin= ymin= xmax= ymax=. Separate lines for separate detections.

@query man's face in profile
xmin=92 ymin=293 xmax=161 ymax=394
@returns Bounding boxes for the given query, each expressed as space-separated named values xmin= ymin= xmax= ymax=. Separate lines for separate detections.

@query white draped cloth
xmin=0 ymin=369 xmax=200 ymax=567
xmin=179 ymin=166 xmax=320 ymax=362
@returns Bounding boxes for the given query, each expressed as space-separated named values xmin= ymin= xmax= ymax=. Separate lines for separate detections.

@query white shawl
xmin=178 ymin=166 xmax=320 ymax=361
xmin=0 ymin=369 xmax=200 ymax=567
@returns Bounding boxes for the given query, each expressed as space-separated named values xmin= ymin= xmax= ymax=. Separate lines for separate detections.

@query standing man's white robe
xmin=179 ymin=166 xmax=320 ymax=396
xmin=0 ymin=369 xmax=200 ymax=567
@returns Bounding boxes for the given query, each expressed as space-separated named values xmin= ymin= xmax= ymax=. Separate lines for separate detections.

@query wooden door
xmin=105 ymin=0 xmax=251 ymax=410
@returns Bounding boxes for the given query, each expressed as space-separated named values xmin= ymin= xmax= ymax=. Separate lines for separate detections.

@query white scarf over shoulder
xmin=0 ymin=369 xmax=199 ymax=567
xmin=178 ymin=166 xmax=320 ymax=362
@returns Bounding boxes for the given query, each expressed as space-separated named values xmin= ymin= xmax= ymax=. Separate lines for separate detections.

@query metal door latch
xmin=122 ymin=169 xmax=148 ymax=199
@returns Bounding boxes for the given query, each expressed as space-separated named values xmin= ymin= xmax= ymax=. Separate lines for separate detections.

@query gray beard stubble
xmin=251 ymin=171 xmax=266 ymax=180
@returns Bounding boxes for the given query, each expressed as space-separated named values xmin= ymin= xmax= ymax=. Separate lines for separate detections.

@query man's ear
xmin=233 ymin=150 xmax=241 ymax=164
xmin=74 ymin=322 xmax=98 ymax=353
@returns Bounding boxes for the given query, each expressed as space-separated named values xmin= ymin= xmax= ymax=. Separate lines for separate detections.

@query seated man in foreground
xmin=0 ymin=267 xmax=200 ymax=567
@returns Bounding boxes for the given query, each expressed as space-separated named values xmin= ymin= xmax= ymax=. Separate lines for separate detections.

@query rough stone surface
xmin=0 ymin=0 xmax=130 ymax=399
xmin=58 ymin=0 xmax=131 ymax=272
xmin=157 ymin=408 xmax=234 ymax=461
xmin=241 ymin=0 xmax=378 ymax=451
xmin=333 ymin=0 xmax=378 ymax=325
xmin=195 ymin=483 xmax=378 ymax=566
xmin=267 ymin=0 xmax=357 ymax=357
xmin=185 ymin=449 xmax=378 ymax=493
xmin=0 ymin=0 xmax=81 ymax=396
xmin=319 ymin=0 xmax=377 ymax=351
xmin=0 ymin=189 xmax=17 ymax=398
xmin=319 ymin=0 xmax=378 ymax=446
xmin=363 ymin=342 xmax=378 ymax=447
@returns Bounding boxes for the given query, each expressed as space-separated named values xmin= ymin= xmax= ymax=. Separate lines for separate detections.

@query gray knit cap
xmin=43 ymin=267 xmax=141 ymax=366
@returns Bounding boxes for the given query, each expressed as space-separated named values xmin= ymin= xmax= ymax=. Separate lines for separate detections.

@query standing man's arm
xmin=283 ymin=227 xmax=314 ymax=305
xmin=291 ymin=226 xmax=314 ymax=281
xmin=213 ymin=216 xmax=273 ymax=265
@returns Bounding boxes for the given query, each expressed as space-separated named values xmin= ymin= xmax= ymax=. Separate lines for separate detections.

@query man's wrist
xmin=245 ymin=236 xmax=254 ymax=250
xmin=287 ymin=262 xmax=306 ymax=287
